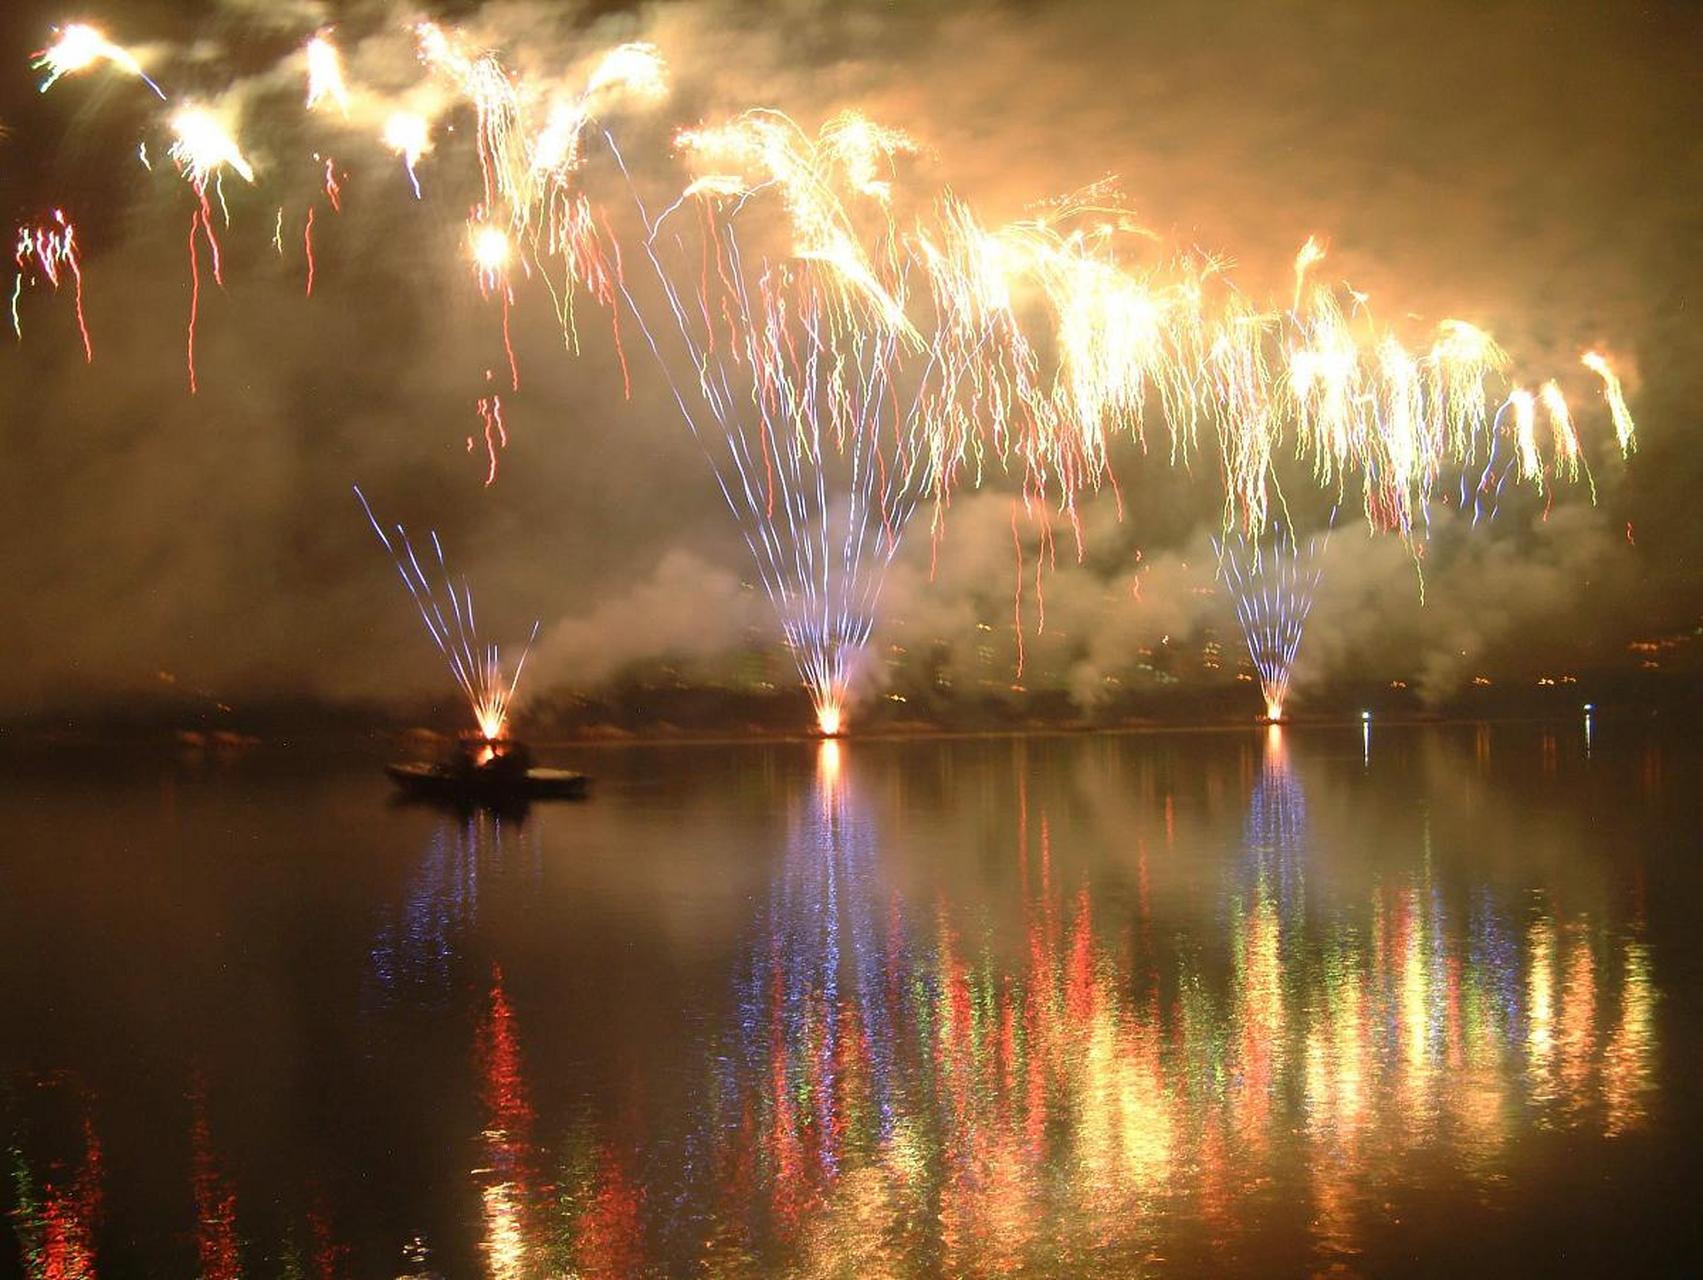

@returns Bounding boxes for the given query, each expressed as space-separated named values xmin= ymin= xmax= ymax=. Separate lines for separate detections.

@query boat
xmin=386 ymin=735 xmax=590 ymax=803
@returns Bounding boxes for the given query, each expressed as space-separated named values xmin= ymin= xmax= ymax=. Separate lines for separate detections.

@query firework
xmin=1581 ymin=351 xmax=1637 ymax=456
xmin=616 ymin=114 xmax=940 ymax=734
xmin=410 ymin=26 xmax=654 ymax=386
xmin=674 ymin=110 xmax=920 ymax=340
xmin=167 ymin=107 xmax=254 ymax=394
xmin=303 ymin=32 xmax=349 ymax=116
xmin=32 ymin=23 xmax=164 ymax=99
xmin=983 ymin=203 xmax=1200 ymax=472
xmin=416 ymin=26 xmax=656 ymax=270
xmin=640 ymin=254 xmax=926 ymax=736
xmin=355 ymin=487 xmax=539 ymax=741
xmin=12 ymin=15 xmax=1647 ymax=722
xmin=1538 ymin=380 xmax=1582 ymax=484
xmin=919 ymin=213 xmax=1634 ymax=550
xmin=915 ymin=184 xmax=1259 ymax=531
xmin=471 ymin=393 xmax=508 ymax=486
xmin=12 ymin=209 xmax=92 ymax=361
xmin=416 ymin=22 xmax=527 ymax=221
xmin=168 ymin=107 xmax=255 ymax=189
xmin=382 ymin=112 xmax=432 ymax=198
xmin=1216 ymin=520 xmax=1331 ymax=722
xmin=585 ymin=42 xmax=667 ymax=102
xmin=23 ymin=15 xmax=1634 ymax=543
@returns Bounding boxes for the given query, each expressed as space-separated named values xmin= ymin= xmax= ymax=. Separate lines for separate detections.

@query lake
xmin=2 ymin=719 xmax=1699 ymax=1276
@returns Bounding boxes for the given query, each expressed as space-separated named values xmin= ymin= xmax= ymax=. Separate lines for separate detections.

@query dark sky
xmin=0 ymin=0 xmax=1697 ymax=715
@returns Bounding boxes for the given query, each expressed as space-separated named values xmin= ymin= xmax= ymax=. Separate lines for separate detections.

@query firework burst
xmin=33 ymin=23 xmax=164 ymax=99
xmin=168 ymin=107 xmax=255 ymax=189
xmin=303 ymin=32 xmax=349 ymax=116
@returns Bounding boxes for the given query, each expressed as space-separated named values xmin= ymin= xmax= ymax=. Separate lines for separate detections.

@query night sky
xmin=0 ymin=0 xmax=1697 ymax=718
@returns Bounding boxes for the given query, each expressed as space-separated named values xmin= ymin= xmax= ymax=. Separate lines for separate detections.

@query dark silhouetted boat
xmin=386 ymin=735 xmax=589 ymax=803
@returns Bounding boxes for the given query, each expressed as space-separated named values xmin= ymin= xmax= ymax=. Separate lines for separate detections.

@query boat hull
xmin=386 ymin=762 xmax=590 ymax=802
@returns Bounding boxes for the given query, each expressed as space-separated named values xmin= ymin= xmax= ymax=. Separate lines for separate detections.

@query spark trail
xmin=33 ymin=23 xmax=165 ymax=99
xmin=169 ymin=107 xmax=255 ymax=393
xmin=1215 ymin=519 xmax=1331 ymax=722
xmin=616 ymin=112 xmax=942 ymax=734
xmin=355 ymin=486 xmax=539 ymax=741
xmin=12 ymin=209 xmax=92 ymax=361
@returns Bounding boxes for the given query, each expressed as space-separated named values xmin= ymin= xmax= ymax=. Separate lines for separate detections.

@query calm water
xmin=1 ymin=722 xmax=1699 ymax=1277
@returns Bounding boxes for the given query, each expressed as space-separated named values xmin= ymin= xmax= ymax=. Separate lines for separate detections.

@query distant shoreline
xmin=0 ymin=707 xmax=1662 ymax=760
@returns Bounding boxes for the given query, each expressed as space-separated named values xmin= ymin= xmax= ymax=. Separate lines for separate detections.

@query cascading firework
xmin=11 ymin=209 xmax=91 ymax=361
xmin=20 ymin=14 xmax=1640 ymax=525
xmin=18 ymin=13 xmax=1645 ymax=727
xmin=1215 ymin=520 xmax=1330 ymax=722
xmin=356 ymin=487 xmax=539 ymax=741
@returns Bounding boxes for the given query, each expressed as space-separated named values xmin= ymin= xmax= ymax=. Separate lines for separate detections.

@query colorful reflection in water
xmin=565 ymin=735 xmax=1655 ymax=1273
xmin=532 ymin=734 xmax=1656 ymax=1275
xmin=367 ymin=810 xmax=539 ymax=1009
xmin=0 ymin=730 xmax=1671 ymax=1275
xmin=475 ymin=968 xmax=540 ymax=1280
xmin=189 ymin=1083 xmax=242 ymax=1280
xmin=469 ymin=972 xmax=647 ymax=1279
xmin=6 ymin=1079 xmax=102 ymax=1280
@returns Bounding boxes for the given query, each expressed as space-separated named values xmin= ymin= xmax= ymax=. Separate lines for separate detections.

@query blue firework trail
xmin=355 ymin=485 xmax=539 ymax=740
xmin=607 ymin=138 xmax=944 ymax=735
xmin=1216 ymin=518 xmax=1331 ymax=721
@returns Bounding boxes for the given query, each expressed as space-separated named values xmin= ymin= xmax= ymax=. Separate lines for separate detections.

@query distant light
xmin=1360 ymin=710 xmax=1372 ymax=722
xmin=1583 ymin=703 xmax=1595 ymax=713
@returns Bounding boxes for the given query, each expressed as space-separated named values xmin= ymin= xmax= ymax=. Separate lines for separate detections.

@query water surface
xmin=2 ymin=721 xmax=1698 ymax=1276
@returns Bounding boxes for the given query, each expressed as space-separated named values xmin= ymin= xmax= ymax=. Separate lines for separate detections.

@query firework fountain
xmin=612 ymin=111 xmax=942 ymax=735
xmin=356 ymin=487 xmax=539 ymax=742
xmin=1216 ymin=520 xmax=1331 ymax=722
